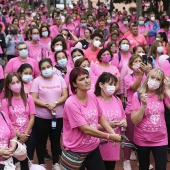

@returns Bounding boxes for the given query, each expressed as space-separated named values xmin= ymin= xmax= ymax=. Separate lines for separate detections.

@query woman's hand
xmin=164 ymin=77 xmax=170 ymax=94
xmin=0 ymin=148 xmax=13 ymax=159
xmin=108 ymin=119 xmax=119 ymax=128
xmin=109 ymin=133 xmax=122 ymax=142
xmin=117 ymin=119 xmax=127 ymax=127
xmin=47 ymin=102 xmax=57 ymax=110
xmin=19 ymin=133 xmax=29 ymax=143
xmin=141 ymin=93 xmax=147 ymax=108
xmin=140 ymin=63 xmax=149 ymax=73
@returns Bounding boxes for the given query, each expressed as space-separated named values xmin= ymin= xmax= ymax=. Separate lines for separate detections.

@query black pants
xmin=165 ymin=114 xmax=170 ymax=148
xmin=104 ymin=161 xmax=116 ymax=170
xmin=34 ymin=117 xmax=63 ymax=164
xmin=80 ymin=147 xmax=106 ymax=170
xmin=135 ymin=144 xmax=168 ymax=170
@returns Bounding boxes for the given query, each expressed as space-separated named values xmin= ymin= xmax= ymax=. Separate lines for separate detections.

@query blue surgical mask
xmin=81 ymin=23 xmax=87 ymax=28
xmin=42 ymin=68 xmax=53 ymax=77
xmin=58 ymin=58 xmax=68 ymax=68
xmin=22 ymin=75 xmax=33 ymax=83
xmin=73 ymin=56 xmax=83 ymax=63
xmin=85 ymin=67 xmax=91 ymax=74
xmin=139 ymin=21 xmax=144 ymax=25
xmin=107 ymin=20 xmax=111 ymax=24
xmin=123 ymin=21 xmax=128 ymax=25
xmin=19 ymin=49 xmax=29 ymax=58
xmin=121 ymin=44 xmax=129 ymax=52
xmin=42 ymin=31 xmax=48 ymax=37
xmin=32 ymin=35 xmax=39 ymax=41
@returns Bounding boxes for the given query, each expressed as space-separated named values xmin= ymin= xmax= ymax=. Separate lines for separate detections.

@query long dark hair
xmin=4 ymin=73 xmax=27 ymax=107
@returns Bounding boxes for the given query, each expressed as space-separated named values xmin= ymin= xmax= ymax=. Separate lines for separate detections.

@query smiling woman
xmin=60 ymin=67 xmax=122 ymax=170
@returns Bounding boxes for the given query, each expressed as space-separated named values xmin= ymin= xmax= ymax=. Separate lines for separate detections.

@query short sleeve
xmin=59 ymin=76 xmax=67 ymax=89
xmin=131 ymin=92 xmax=141 ymax=111
xmin=1 ymin=99 xmax=9 ymax=116
xmin=30 ymin=78 xmax=39 ymax=93
xmin=3 ymin=111 xmax=16 ymax=139
xmin=4 ymin=60 xmax=13 ymax=73
xmin=64 ymin=99 xmax=87 ymax=129
xmin=124 ymin=74 xmax=134 ymax=90
xmin=111 ymin=53 xmax=119 ymax=68
xmin=0 ymin=65 xmax=4 ymax=79
xmin=27 ymin=94 xmax=36 ymax=115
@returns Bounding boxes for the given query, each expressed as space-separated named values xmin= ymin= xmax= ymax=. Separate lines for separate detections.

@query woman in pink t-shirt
xmin=94 ymin=72 xmax=126 ymax=170
xmin=39 ymin=26 xmax=51 ymax=54
xmin=1 ymin=72 xmax=35 ymax=170
xmin=123 ymin=54 xmax=147 ymax=169
xmin=92 ymin=48 xmax=120 ymax=93
xmin=30 ymin=58 xmax=68 ymax=169
xmin=26 ymin=27 xmax=46 ymax=62
xmin=17 ymin=64 xmax=33 ymax=94
xmin=60 ymin=67 xmax=121 ymax=170
xmin=131 ymin=68 xmax=170 ymax=170
xmin=148 ymin=40 xmax=164 ymax=68
xmin=62 ymin=15 xmax=76 ymax=34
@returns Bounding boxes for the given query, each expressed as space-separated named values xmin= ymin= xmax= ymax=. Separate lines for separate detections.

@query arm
xmin=24 ymin=115 xmax=35 ymax=135
xmin=115 ymin=77 xmax=120 ymax=92
xmin=79 ymin=124 xmax=121 ymax=142
xmin=130 ymin=74 xmax=143 ymax=91
xmin=142 ymin=30 xmax=149 ymax=37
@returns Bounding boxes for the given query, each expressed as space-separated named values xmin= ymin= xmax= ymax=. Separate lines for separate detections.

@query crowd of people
xmin=0 ymin=0 xmax=170 ymax=170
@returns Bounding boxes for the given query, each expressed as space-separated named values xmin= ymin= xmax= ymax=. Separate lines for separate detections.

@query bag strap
xmin=0 ymin=111 xmax=8 ymax=125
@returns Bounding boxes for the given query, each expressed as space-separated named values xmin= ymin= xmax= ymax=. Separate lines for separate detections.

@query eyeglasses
xmin=18 ymin=48 xmax=27 ymax=51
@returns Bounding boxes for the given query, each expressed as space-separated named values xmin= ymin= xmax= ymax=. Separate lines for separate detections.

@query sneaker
xmin=130 ymin=150 xmax=137 ymax=161
xmin=137 ymin=162 xmax=153 ymax=169
xmin=123 ymin=160 xmax=132 ymax=170
xmin=52 ymin=163 xmax=61 ymax=170
xmin=44 ymin=150 xmax=52 ymax=160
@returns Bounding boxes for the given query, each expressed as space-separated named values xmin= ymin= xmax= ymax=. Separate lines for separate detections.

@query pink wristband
xmin=107 ymin=133 xmax=110 ymax=141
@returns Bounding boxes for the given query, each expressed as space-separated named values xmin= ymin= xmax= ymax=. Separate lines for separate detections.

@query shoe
xmin=123 ymin=160 xmax=132 ymax=170
xmin=52 ymin=163 xmax=61 ymax=170
xmin=15 ymin=162 xmax=20 ymax=170
xmin=44 ymin=150 xmax=52 ymax=160
xmin=137 ymin=162 xmax=153 ymax=169
xmin=130 ymin=150 xmax=137 ymax=161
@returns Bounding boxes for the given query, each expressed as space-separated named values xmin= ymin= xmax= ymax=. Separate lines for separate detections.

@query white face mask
xmin=73 ymin=56 xmax=83 ymax=63
xmin=84 ymin=67 xmax=91 ymax=74
xmin=41 ymin=68 xmax=53 ymax=77
xmin=123 ymin=21 xmax=128 ymax=25
xmin=103 ymin=85 xmax=115 ymax=96
xmin=157 ymin=46 xmax=164 ymax=53
xmin=139 ymin=21 xmax=144 ymax=25
xmin=22 ymin=75 xmax=33 ymax=83
xmin=147 ymin=79 xmax=160 ymax=90
xmin=121 ymin=44 xmax=129 ymax=52
xmin=156 ymin=38 xmax=160 ymax=41
xmin=132 ymin=63 xmax=140 ymax=71
xmin=93 ymin=40 xmax=101 ymax=47
xmin=54 ymin=45 xmax=63 ymax=52
xmin=151 ymin=16 xmax=155 ymax=21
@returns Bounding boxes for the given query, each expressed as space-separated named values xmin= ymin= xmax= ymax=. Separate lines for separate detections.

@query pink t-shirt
xmin=124 ymin=74 xmax=146 ymax=114
xmin=161 ymin=59 xmax=170 ymax=77
xmin=0 ymin=112 xmax=15 ymax=162
xmin=138 ymin=25 xmax=149 ymax=35
xmin=131 ymin=92 xmax=168 ymax=146
xmin=62 ymin=92 xmax=102 ymax=152
xmin=30 ymin=75 xmax=67 ymax=119
xmin=123 ymin=31 xmax=131 ymax=39
xmin=4 ymin=57 xmax=40 ymax=78
xmin=83 ymin=47 xmax=101 ymax=63
xmin=75 ymin=27 xmax=86 ymax=38
xmin=62 ymin=24 xmax=76 ymax=34
xmin=39 ymin=37 xmax=51 ymax=48
xmin=92 ymin=63 xmax=120 ymax=78
xmin=98 ymin=96 xmax=125 ymax=161
xmin=111 ymin=52 xmax=132 ymax=72
xmin=0 ymin=65 xmax=4 ymax=79
xmin=26 ymin=41 xmax=46 ymax=62
xmin=24 ymin=81 xmax=32 ymax=94
xmin=127 ymin=34 xmax=147 ymax=51
xmin=1 ymin=95 xmax=36 ymax=134
xmin=50 ymin=25 xmax=60 ymax=38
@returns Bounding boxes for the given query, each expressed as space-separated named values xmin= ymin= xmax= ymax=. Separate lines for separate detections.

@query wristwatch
xmin=55 ymin=101 xmax=58 ymax=105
